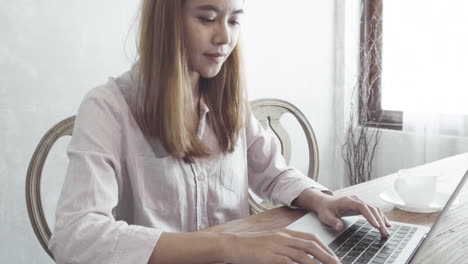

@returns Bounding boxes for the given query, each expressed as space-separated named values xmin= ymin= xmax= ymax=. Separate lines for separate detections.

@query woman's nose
xmin=213 ymin=22 xmax=230 ymax=45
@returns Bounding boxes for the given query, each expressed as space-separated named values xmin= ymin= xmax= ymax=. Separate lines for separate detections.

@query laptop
xmin=286 ymin=170 xmax=468 ymax=264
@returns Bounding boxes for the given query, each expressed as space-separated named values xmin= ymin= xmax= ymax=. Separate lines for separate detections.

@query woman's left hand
xmin=315 ymin=195 xmax=391 ymax=237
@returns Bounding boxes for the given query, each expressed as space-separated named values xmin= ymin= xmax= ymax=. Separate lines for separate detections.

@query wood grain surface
xmin=203 ymin=153 xmax=468 ymax=263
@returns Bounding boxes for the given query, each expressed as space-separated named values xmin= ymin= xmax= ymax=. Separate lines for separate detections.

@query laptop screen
xmin=409 ymin=169 xmax=468 ymax=262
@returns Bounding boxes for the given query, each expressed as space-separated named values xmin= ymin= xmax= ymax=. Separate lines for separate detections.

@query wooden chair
xmin=25 ymin=99 xmax=319 ymax=259
xmin=26 ymin=116 xmax=75 ymax=260
xmin=248 ymin=99 xmax=319 ymax=214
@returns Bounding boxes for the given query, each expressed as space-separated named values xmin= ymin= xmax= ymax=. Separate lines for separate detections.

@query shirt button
xmin=56 ymin=219 xmax=65 ymax=228
xmin=197 ymin=174 xmax=205 ymax=181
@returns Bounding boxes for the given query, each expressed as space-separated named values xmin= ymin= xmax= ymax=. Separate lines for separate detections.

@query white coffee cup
xmin=393 ymin=169 xmax=438 ymax=208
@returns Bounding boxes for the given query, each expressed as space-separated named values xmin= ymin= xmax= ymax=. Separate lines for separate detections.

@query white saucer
xmin=379 ymin=189 xmax=452 ymax=213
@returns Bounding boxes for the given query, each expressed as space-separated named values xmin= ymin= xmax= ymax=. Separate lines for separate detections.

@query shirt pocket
xmin=134 ymin=155 xmax=182 ymax=213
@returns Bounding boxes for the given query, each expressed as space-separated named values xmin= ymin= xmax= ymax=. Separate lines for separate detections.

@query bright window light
xmin=381 ymin=0 xmax=468 ymax=115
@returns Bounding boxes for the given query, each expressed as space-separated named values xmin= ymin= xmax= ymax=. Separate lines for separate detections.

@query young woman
xmin=49 ymin=0 xmax=390 ymax=263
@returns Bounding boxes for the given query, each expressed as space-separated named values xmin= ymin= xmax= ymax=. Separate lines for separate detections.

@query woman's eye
xmin=199 ymin=17 xmax=215 ymax=23
xmin=229 ymin=20 xmax=240 ymax=26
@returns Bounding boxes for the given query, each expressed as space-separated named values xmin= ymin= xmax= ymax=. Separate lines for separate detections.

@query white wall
xmin=243 ymin=0 xmax=337 ymax=189
xmin=0 ymin=1 xmax=338 ymax=263
xmin=1 ymin=1 xmax=140 ymax=263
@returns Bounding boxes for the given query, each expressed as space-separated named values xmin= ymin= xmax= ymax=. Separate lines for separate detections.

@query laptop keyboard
xmin=328 ymin=219 xmax=417 ymax=264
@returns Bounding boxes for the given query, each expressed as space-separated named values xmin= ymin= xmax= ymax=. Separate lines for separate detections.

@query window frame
xmin=360 ymin=0 xmax=403 ymax=130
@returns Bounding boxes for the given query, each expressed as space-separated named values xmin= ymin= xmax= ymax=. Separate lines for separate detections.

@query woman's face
xmin=183 ymin=0 xmax=244 ymax=78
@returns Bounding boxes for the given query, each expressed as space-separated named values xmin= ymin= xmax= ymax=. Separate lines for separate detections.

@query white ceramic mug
xmin=393 ymin=169 xmax=438 ymax=208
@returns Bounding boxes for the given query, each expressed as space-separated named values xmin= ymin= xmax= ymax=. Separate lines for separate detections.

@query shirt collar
xmin=199 ymin=96 xmax=210 ymax=119
xmin=196 ymin=96 xmax=210 ymax=139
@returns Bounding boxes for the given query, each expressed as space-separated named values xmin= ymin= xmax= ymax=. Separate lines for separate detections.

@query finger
xmin=319 ymin=209 xmax=346 ymax=232
xmin=380 ymin=209 xmax=392 ymax=227
xmin=282 ymin=229 xmax=335 ymax=256
xmin=283 ymin=238 xmax=339 ymax=264
xmin=369 ymin=206 xmax=390 ymax=237
xmin=275 ymin=247 xmax=316 ymax=264
xmin=379 ymin=210 xmax=392 ymax=237
xmin=351 ymin=201 xmax=380 ymax=229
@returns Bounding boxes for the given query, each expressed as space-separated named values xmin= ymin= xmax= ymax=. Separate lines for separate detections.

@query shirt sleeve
xmin=246 ymin=111 xmax=332 ymax=208
xmin=48 ymin=86 xmax=162 ymax=264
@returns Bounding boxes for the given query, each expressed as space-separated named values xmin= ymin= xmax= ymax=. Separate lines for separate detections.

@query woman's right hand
xmin=222 ymin=228 xmax=341 ymax=264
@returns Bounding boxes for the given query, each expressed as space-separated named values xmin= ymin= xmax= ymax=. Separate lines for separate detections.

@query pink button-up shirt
xmin=49 ymin=68 xmax=328 ymax=264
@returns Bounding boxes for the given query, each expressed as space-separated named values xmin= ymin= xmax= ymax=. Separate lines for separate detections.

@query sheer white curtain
xmin=382 ymin=0 xmax=468 ymax=163
xmin=402 ymin=112 xmax=468 ymax=163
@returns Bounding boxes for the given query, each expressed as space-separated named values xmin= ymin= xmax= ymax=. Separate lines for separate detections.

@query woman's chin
xmin=199 ymin=67 xmax=222 ymax=79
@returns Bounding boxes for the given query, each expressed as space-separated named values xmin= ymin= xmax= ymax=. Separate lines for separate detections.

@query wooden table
xmin=204 ymin=153 xmax=468 ymax=263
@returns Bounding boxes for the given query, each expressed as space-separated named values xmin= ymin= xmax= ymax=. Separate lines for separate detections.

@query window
xmin=361 ymin=0 xmax=468 ymax=129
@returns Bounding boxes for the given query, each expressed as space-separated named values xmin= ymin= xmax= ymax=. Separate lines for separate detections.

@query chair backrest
xmin=26 ymin=116 xmax=75 ymax=260
xmin=248 ymin=98 xmax=319 ymax=214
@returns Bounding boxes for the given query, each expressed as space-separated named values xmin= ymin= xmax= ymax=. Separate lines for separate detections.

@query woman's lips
xmin=204 ymin=53 xmax=226 ymax=63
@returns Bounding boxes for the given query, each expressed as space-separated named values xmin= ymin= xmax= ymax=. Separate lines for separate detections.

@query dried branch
xmin=341 ymin=4 xmax=383 ymax=185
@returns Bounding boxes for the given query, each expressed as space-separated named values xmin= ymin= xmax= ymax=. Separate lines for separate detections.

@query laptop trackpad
xmin=286 ymin=212 xmax=360 ymax=245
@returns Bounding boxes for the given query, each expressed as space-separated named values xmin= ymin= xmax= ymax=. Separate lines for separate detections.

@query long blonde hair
xmin=135 ymin=0 xmax=248 ymax=162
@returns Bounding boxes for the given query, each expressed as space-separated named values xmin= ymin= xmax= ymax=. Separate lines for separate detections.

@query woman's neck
xmin=189 ymin=72 xmax=201 ymax=132
xmin=190 ymin=72 xmax=200 ymax=105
